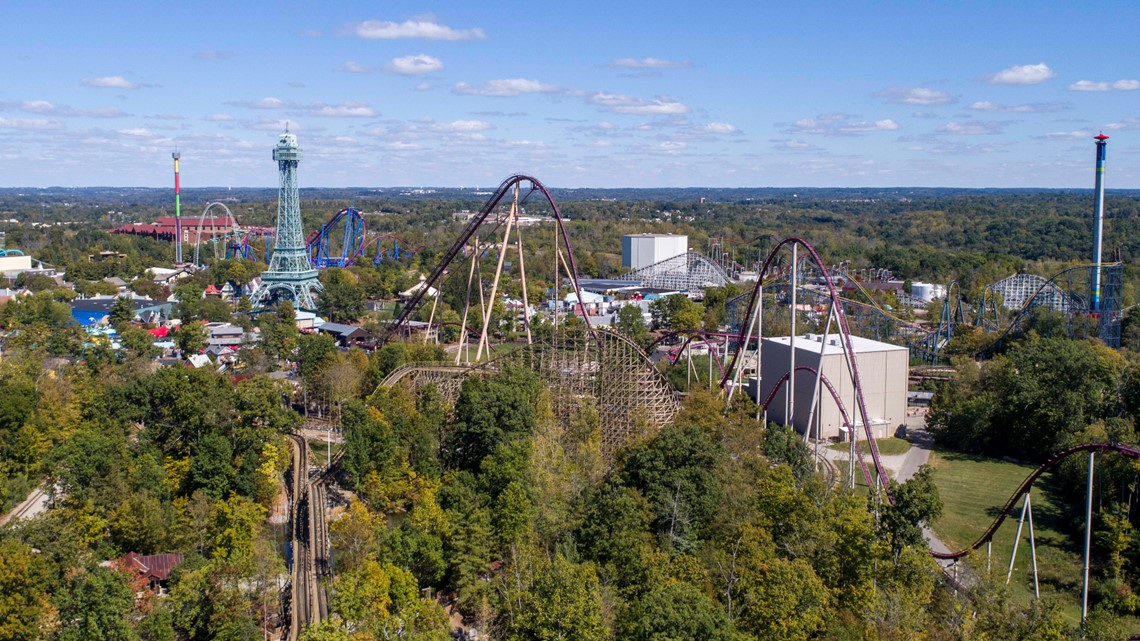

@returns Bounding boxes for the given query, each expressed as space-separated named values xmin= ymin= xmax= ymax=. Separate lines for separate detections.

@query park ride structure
xmin=979 ymin=263 xmax=1122 ymax=354
xmin=617 ymin=250 xmax=735 ymax=291
xmin=191 ymin=199 xmax=421 ymax=272
xmin=372 ymin=233 xmax=423 ymax=264
xmin=306 ymin=207 xmax=367 ymax=268
xmin=612 ymin=234 xmax=770 ymax=294
xmin=303 ymin=206 xmax=423 ymax=268
xmin=192 ymin=202 xmax=240 ymax=266
xmin=190 ymin=202 xmax=276 ymax=266
xmin=380 ymin=174 xmax=680 ymax=456
xmin=722 ymin=260 xmax=1123 ymax=364
xmin=224 ymin=227 xmax=274 ymax=263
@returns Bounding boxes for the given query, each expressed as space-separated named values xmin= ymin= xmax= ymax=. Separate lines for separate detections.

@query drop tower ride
xmin=1090 ymin=133 xmax=1108 ymax=313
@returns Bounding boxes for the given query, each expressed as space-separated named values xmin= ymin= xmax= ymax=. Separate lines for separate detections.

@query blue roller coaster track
xmin=308 ymin=207 xmax=366 ymax=268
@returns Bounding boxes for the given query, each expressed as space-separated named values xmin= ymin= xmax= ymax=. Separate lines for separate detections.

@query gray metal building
xmin=751 ymin=334 xmax=908 ymax=441
xmin=621 ymin=233 xmax=688 ymax=270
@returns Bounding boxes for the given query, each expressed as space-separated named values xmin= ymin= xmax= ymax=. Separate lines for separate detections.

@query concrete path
xmin=0 ymin=482 xmax=50 ymax=527
xmin=818 ymin=425 xmax=957 ymax=565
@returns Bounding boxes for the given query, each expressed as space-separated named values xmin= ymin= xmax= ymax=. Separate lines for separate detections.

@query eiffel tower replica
xmin=250 ymin=129 xmax=322 ymax=309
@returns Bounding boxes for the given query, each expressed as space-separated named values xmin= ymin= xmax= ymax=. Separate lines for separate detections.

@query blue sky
xmin=1 ymin=1 xmax=1138 ymax=188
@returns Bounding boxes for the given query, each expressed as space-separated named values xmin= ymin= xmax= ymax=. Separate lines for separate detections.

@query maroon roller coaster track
xmin=386 ymin=174 xmax=594 ymax=341
xmin=647 ymin=329 xmax=734 ymax=376
xmin=930 ymin=442 xmax=1140 ymax=560
xmin=720 ymin=236 xmax=894 ymax=499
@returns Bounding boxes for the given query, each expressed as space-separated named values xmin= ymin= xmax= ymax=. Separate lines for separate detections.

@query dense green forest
xmin=5 ymin=187 xmax=1140 ymax=304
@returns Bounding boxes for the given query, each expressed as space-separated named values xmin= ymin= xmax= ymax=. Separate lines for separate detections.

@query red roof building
xmin=109 ymin=552 xmax=185 ymax=592
xmin=111 ymin=216 xmax=235 ymax=244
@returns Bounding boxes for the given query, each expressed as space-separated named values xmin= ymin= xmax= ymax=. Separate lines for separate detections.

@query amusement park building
xmin=110 ymin=216 xmax=235 ymax=244
xmin=622 ymin=233 xmax=688 ymax=271
xmin=753 ymin=334 xmax=908 ymax=441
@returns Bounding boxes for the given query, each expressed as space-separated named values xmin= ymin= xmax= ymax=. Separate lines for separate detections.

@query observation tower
xmin=249 ymin=129 xmax=322 ymax=309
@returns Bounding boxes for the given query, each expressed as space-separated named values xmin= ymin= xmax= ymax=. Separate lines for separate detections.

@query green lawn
xmin=928 ymin=450 xmax=1084 ymax=623
xmin=307 ymin=438 xmax=342 ymax=469
xmin=828 ymin=437 xmax=911 ymax=456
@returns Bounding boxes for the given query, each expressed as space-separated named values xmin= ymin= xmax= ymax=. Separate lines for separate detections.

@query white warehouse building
xmin=622 ymin=233 xmax=688 ymax=271
xmin=750 ymin=334 xmax=908 ymax=441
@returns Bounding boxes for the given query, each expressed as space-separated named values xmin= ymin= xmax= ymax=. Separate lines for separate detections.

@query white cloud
xmin=19 ymin=100 xmax=53 ymax=113
xmin=989 ymin=63 xmax=1055 ymax=85
xmin=1104 ymin=118 xmax=1140 ymax=131
xmin=310 ymin=103 xmax=376 ymax=118
xmin=589 ymin=92 xmax=690 ymax=115
xmin=387 ymin=54 xmax=443 ymax=75
xmin=847 ymin=119 xmax=899 ymax=132
xmin=968 ymin=100 xmax=1069 ymax=113
xmin=656 ymin=141 xmax=687 ymax=154
xmin=1069 ymin=80 xmax=1110 ymax=91
xmin=572 ymin=121 xmax=631 ymax=139
xmin=495 ymin=139 xmax=548 ymax=149
xmin=247 ymin=97 xmax=285 ymax=109
xmin=876 ymin=87 xmax=954 ymax=106
xmin=428 ymin=120 xmax=492 ymax=132
xmin=785 ymin=113 xmax=898 ymax=136
xmin=700 ymin=122 xmax=740 ymax=134
xmin=117 ymin=127 xmax=154 ymax=137
xmin=353 ymin=20 xmax=485 ymax=41
xmin=937 ymin=121 xmax=1008 ymax=135
xmin=206 ymin=113 xmax=234 ymax=122
xmin=453 ymin=78 xmax=559 ymax=97
xmin=82 ymin=75 xmax=141 ymax=89
xmin=0 ymin=117 xmax=63 ymax=130
xmin=341 ymin=61 xmax=371 ymax=73
xmin=6 ymin=100 xmax=128 ymax=118
xmin=609 ymin=57 xmax=691 ymax=69
xmin=414 ymin=82 xmax=433 ymax=92
xmin=1068 ymin=79 xmax=1140 ymax=91
xmin=1040 ymin=130 xmax=1091 ymax=140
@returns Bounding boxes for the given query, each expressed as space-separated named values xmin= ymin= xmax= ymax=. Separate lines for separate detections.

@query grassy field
xmin=307 ymin=439 xmax=342 ymax=469
xmin=927 ymin=450 xmax=1084 ymax=623
xmin=829 ymin=437 xmax=911 ymax=456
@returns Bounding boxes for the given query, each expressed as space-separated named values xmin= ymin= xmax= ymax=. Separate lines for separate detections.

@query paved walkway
xmin=819 ymin=424 xmax=956 ymax=565
xmin=0 ymin=482 xmax=50 ymax=527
